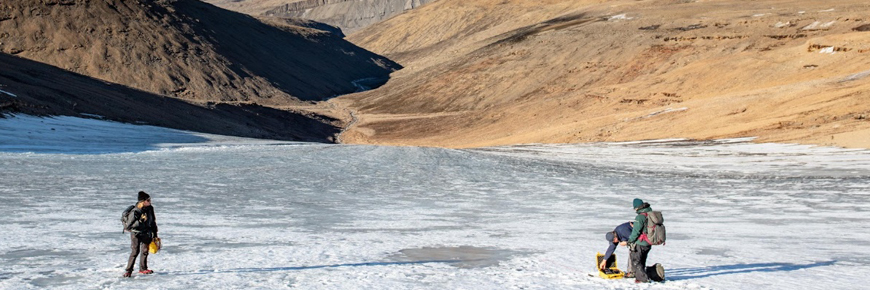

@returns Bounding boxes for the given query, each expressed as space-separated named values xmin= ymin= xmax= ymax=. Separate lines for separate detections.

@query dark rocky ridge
xmin=0 ymin=52 xmax=340 ymax=142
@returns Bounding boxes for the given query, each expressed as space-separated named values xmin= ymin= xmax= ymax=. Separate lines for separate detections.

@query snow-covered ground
xmin=1 ymin=115 xmax=869 ymax=289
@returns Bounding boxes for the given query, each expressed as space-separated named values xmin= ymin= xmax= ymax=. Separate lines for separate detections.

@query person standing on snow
xmin=627 ymin=198 xmax=653 ymax=283
xmin=600 ymin=221 xmax=635 ymax=277
xmin=123 ymin=191 xmax=158 ymax=277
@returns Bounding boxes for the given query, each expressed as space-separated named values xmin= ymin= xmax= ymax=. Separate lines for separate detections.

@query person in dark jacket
xmin=627 ymin=198 xmax=653 ymax=283
xmin=600 ymin=221 xmax=635 ymax=277
xmin=123 ymin=191 xmax=158 ymax=277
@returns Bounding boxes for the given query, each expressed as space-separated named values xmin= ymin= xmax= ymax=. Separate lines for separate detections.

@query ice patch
xmin=643 ymin=107 xmax=688 ymax=118
xmin=388 ymin=246 xmax=529 ymax=269
xmin=473 ymin=138 xmax=870 ymax=178
xmin=842 ymin=69 xmax=870 ymax=82
xmin=608 ymin=14 xmax=633 ymax=21
xmin=78 ymin=113 xmax=104 ymax=119
xmin=0 ymin=88 xmax=16 ymax=98
xmin=0 ymin=114 xmax=300 ymax=154
xmin=802 ymin=21 xmax=836 ymax=30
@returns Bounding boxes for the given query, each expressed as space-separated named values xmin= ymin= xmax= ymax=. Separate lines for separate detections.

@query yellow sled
xmin=596 ymin=252 xmax=625 ymax=279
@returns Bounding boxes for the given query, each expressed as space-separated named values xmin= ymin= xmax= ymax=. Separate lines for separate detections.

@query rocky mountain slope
xmin=336 ymin=0 xmax=870 ymax=148
xmin=0 ymin=0 xmax=399 ymax=105
xmin=204 ymin=0 xmax=437 ymax=34
xmin=0 ymin=0 xmax=405 ymax=142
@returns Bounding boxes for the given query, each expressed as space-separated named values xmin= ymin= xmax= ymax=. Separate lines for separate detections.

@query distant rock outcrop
xmin=262 ymin=0 xmax=438 ymax=34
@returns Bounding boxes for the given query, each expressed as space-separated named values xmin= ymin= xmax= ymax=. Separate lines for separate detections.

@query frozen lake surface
xmin=1 ymin=115 xmax=869 ymax=289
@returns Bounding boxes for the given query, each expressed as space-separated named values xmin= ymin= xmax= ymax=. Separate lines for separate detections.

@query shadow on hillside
xmin=0 ymin=53 xmax=340 ymax=145
xmin=666 ymin=260 xmax=837 ymax=280
xmin=489 ymin=13 xmax=600 ymax=47
xmin=170 ymin=1 xmax=401 ymax=101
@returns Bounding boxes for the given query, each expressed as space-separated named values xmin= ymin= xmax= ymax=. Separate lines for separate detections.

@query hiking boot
xmin=635 ymin=280 xmax=649 ymax=283
xmin=122 ymin=271 xmax=132 ymax=278
xmin=624 ymin=272 xmax=635 ymax=278
xmin=655 ymin=263 xmax=665 ymax=281
xmin=138 ymin=269 xmax=154 ymax=275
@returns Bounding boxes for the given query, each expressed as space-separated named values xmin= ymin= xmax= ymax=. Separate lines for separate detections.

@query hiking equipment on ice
xmin=149 ymin=237 xmax=162 ymax=254
xmin=646 ymin=263 xmax=665 ymax=282
xmin=596 ymin=252 xmax=625 ymax=279
xmin=640 ymin=211 xmax=666 ymax=245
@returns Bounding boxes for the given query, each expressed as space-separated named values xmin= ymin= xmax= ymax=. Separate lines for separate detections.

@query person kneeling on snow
xmin=600 ymin=221 xmax=635 ymax=277
xmin=123 ymin=191 xmax=159 ymax=277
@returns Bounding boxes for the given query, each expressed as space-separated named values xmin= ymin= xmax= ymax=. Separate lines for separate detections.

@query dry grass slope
xmin=337 ymin=0 xmax=870 ymax=148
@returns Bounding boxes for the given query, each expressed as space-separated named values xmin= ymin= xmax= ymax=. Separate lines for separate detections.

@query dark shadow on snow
xmin=666 ymin=260 xmax=837 ymax=280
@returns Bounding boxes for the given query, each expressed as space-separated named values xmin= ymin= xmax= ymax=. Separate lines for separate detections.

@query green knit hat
xmin=633 ymin=198 xmax=644 ymax=209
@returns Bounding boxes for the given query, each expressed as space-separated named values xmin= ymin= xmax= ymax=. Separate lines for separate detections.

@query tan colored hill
xmin=201 ymin=0 xmax=295 ymax=15
xmin=336 ymin=0 xmax=870 ymax=148
xmin=0 ymin=0 xmax=399 ymax=106
xmin=262 ymin=0 xmax=437 ymax=34
xmin=203 ymin=0 xmax=437 ymax=34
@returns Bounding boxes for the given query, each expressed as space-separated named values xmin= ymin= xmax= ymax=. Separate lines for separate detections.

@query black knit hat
xmin=138 ymin=191 xmax=151 ymax=202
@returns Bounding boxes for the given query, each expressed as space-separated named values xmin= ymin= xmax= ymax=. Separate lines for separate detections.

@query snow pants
xmin=125 ymin=233 xmax=152 ymax=272
xmin=629 ymin=244 xmax=652 ymax=282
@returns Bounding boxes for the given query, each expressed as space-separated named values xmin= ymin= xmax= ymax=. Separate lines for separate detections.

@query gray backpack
xmin=641 ymin=211 xmax=666 ymax=245
xmin=121 ymin=205 xmax=135 ymax=232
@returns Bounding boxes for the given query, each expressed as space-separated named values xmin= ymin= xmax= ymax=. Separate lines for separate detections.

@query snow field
xmin=1 ymin=115 xmax=868 ymax=289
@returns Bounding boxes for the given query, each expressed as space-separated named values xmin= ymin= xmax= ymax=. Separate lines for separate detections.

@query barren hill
xmin=336 ymin=0 xmax=870 ymax=148
xmin=203 ymin=0 xmax=437 ymax=34
xmin=0 ymin=0 xmax=400 ymax=105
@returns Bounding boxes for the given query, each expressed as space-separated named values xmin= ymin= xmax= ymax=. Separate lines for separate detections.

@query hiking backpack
xmin=121 ymin=205 xmax=136 ymax=232
xmin=641 ymin=211 xmax=666 ymax=245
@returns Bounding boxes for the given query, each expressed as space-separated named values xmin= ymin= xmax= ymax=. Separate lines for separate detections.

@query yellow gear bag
xmin=149 ymin=237 xmax=162 ymax=254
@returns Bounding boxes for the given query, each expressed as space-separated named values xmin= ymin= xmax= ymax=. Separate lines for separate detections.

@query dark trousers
xmin=125 ymin=233 xmax=152 ymax=272
xmin=630 ymin=244 xmax=652 ymax=282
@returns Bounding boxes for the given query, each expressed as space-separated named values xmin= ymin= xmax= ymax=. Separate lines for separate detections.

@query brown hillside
xmin=0 ymin=0 xmax=400 ymax=105
xmin=203 ymin=0 xmax=437 ymax=34
xmin=201 ymin=0 xmax=294 ymax=15
xmin=337 ymin=0 xmax=870 ymax=148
